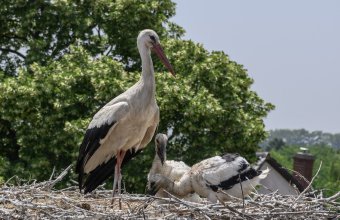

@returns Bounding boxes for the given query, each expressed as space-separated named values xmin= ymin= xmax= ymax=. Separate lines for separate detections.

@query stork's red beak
xmin=152 ymin=43 xmax=175 ymax=76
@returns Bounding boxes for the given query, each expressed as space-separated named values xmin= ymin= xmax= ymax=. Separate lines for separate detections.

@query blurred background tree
xmin=0 ymin=0 xmax=274 ymax=192
xmin=266 ymin=137 xmax=286 ymax=151
xmin=0 ymin=0 xmax=182 ymax=76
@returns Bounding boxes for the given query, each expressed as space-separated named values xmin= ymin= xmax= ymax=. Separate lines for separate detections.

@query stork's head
xmin=137 ymin=29 xmax=175 ymax=76
xmin=155 ymin=133 xmax=168 ymax=165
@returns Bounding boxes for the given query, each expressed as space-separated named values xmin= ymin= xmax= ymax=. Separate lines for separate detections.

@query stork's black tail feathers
xmin=79 ymin=148 xmax=143 ymax=194
xmin=83 ymin=157 xmax=116 ymax=193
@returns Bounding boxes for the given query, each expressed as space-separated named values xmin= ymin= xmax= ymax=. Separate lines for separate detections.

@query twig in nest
xmin=4 ymin=175 xmax=20 ymax=185
xmin=324 ymin=192 xmax=340 ymax=201
xmin=133 ymin=197 xmax=154 ymax=213
xmin=239 ymin=173 xmax=245 ymax=209
xmin=0 ymin=172 xmax=338 ymax=219
xmin=161 ymin=190 xmax=213 ymax=219
xmin=49 ymin=166 xmax=56 ymax=181
xmin=290 ymin=161 xmax=322 ymax=208
xmin=217 ymin=189 xmax=242 ymax=202
xmin=221 ymin=202 xmax=255 ymax=220
xmin=44 ymin=164 xmax=73 ymax=190
xmin=285 ymin=167 xmax=310 ymax=185
xmin=215 ymin=190 xmax=255 ymax=219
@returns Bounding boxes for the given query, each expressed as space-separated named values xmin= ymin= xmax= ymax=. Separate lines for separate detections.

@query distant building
xmin=255 ymin=151 xmax=314 ymax=195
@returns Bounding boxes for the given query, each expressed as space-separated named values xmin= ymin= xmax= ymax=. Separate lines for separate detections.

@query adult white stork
xmin=150 ymin=153 xmax=269 ymax=203
xmin=76 ymin=29 xmax=175 ymax=195
xmin=147 ymin=133 xmax=201 ymax=202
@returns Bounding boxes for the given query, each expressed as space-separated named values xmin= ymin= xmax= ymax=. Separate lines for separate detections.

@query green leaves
xmin=0 ymin=0 xmax=178 ymax=76
xmin=158 ymin=39 xmax=274 ymax=163
xmin=0 ymin=47 xmax=129 ymax=180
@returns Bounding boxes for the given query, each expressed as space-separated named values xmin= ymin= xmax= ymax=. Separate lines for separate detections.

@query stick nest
xmin=0 ymin=165 xmax=339 ymax=219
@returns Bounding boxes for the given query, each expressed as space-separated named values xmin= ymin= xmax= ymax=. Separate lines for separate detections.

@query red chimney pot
xmin=293 ymin=148 xmax=315 ymax=190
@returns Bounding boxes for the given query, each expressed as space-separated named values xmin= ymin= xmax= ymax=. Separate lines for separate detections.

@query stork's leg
xmin=117 ymin=150 xmax=126 ymax=194
xmin=111 ymin=150 xmax=126 ymax=208
xmin=111 ymin=152 xmax=122 ymax=206
xmin=112 ymin=160 xmax=119 ymax=198
xmin=112 ymin=150 xmax=126 ymax=196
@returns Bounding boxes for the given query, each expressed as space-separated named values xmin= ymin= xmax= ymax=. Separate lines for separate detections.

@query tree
xmin=266 ymin=138 xmax=286 ymax=150
xmin=330 ymin=160 xmax=340 ymax=182
xmin=0 ymin=1 xmax=274 ymax=192
xmin=0 ymin=0 xmax=182 ymax=76
xmin=262 ymin=129 xmax=340 ymax=149
xmin=0 ymin=0 xmax=181 ymax=185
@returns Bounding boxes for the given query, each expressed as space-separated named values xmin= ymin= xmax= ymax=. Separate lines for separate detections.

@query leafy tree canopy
xmin=0 ymin=0 xmax=274 ymax=192
xmin=266 ymin=137 xmax=286 ymax=151
xmin=262 ymin=129 xmax=340 ymax=149
xmin=0 ymin=0 xmax=183 ymax=76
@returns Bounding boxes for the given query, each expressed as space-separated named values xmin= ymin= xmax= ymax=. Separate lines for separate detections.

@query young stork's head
xmin=154 ymin=133 xmax=168 ymax=165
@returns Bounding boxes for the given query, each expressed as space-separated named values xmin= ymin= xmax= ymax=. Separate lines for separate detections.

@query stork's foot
xmin=111 ymin=189 xmax=116 ymax=205
xmin=119 ymin=197 xmax=122 ymax=210
xmin=110 ymin=198 xmax=122 ymax=210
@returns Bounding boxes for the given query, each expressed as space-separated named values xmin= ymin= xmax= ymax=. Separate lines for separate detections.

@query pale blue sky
xmin=171 ymin=0 xmax=340 ymax=133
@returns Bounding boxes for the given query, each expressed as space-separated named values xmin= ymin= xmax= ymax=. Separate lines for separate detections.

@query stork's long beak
xmin=156 ymin=142 xmax=166 ymax=166
xmin=152 ymin=43 xmax=175 ymax=76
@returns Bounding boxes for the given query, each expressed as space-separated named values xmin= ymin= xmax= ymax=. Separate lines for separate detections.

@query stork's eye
xmin=150 ymin=35 xmax=156 ymax=42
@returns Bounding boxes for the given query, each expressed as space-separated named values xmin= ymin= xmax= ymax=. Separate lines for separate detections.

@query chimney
xmin=293 ymin=147 xmax=315 ymax=190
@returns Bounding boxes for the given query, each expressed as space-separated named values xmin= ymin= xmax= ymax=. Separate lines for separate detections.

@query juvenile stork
xmin=150 ymin=153 xmax=269 ymax=203
xmin=76 ymin=29 xmax=175 ymax=195
xmin=147 ymin=134 xmax=201 ymax=202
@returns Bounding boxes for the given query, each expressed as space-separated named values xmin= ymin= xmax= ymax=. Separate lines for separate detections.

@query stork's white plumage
xmin=147 ymin=134 xmax=201 ymax=202
xmin=76 ymin=29 xmax=175 ymax=195
xmin=150 ymin=153 xmax=269 ymax=203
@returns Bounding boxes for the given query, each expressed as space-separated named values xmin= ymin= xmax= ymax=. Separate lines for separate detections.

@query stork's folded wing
xmin=76 ymin=101 xmax=129 ymax=190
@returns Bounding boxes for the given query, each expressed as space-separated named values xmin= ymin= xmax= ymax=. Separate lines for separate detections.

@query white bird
xmin=150 ymin=153 xmax=269 ymax=203
xmin=76 ymin=29 xmax=175 ymax=195
xmin=147 ymin=133 xmax=201 ymax=202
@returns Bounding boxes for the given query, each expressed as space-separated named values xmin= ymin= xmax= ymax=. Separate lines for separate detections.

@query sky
xmin=171 ymin=0 xmax=340 ymax=133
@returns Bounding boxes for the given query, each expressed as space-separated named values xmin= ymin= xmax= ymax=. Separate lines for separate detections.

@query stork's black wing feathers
xmin=76 ymin=121 xmax=116 ymax=191
xmin=83 ymin=148 xmax=143 ymax=194
xmin=208 ymin=168 xmax=262 ymax=192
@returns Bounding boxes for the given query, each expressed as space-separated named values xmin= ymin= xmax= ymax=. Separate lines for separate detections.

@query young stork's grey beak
xmin=155 ymin=133 xmax=168 ymax=165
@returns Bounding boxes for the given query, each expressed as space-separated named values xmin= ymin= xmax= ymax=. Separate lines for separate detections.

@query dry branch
xmin=0 ymin=165 xmax=338 ymax=219
xmin=291 ymin=161 xmax=322 ymax=208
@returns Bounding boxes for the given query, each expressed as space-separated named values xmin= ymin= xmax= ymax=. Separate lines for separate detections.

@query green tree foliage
xmin=262 ymin=129 xmax=340 ymax=149
xmin=266 ymin=137 xmax=286 ymax=150
xmin=0 ymin=0 xmax=274 ymax=192
xmin=0 ymin=0 xmax=182 ymax=76
xmin=0 ymin=47 xmax=133 ymax=181
xmin=270 ymin=145 xmax=340 ymax=197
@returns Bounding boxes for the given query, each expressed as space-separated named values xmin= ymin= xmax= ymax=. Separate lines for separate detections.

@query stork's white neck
xmin=152 ymin=151 xmax=167 ymax=172
xmin=138 ymin=43 xmax=155 ymax=90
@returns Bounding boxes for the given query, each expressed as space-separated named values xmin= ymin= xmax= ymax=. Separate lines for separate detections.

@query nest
xmin=0 ymin=165 xmax=339 ymax=219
